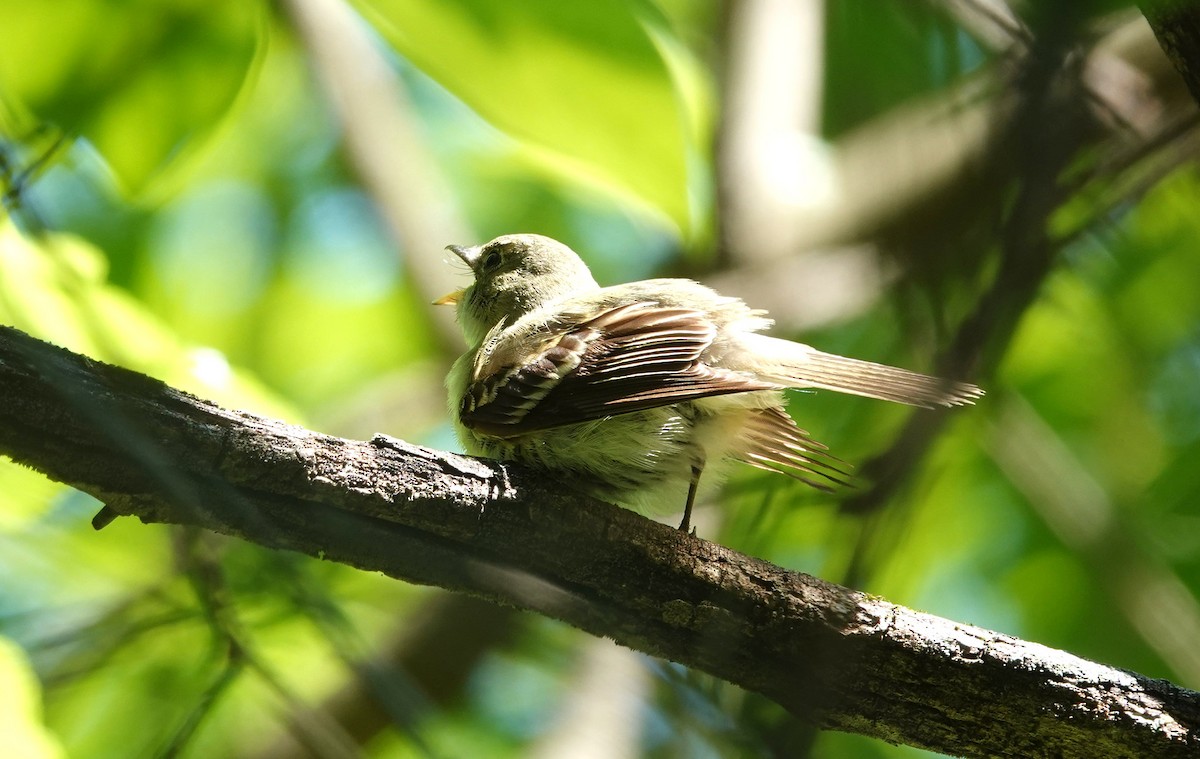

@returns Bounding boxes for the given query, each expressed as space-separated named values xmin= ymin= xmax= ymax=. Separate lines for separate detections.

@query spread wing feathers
xmin=749 ymin=336 xmax=983 ymax=409
xmin=461 ymin=302 xmax=778 ymax=437
xmin=734 ymin=406 xmax=853 ymax=490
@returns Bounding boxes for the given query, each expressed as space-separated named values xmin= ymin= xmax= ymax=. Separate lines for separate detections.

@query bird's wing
xmin=460 ymin=302 xmax=778 ymax=437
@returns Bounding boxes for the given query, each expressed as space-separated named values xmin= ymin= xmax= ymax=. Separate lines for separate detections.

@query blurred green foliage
xmin=1 ymin=1 xmax=1198 ymax=758
xmin=0 ymin=0 xmax=264 ymax=196
xmin=353 ymin=0 xmax=704 ymax=231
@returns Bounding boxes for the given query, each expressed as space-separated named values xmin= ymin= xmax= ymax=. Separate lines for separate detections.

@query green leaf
xmin=354 ymin=0 xmax=700 ymax=230
xmin=0 ymin=0 xmax=264 ymax=196
xmin=0 ymin=639 xmax=64 ymax=759
xmin=0 ymin=217 xmax=298 ymax=421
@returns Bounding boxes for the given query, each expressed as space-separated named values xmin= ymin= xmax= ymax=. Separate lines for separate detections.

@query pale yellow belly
xmin=459 ymin=391 xmax=785 ymax=517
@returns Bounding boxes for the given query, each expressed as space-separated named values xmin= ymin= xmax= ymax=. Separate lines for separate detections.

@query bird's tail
xmin=740 ymin=334 xmax=983 ymax=409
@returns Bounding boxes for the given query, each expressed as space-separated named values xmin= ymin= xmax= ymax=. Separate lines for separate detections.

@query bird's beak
xmin=435 ymin=243 xmax=477 ymax=305
xmin=446 ymin=243 xmax=479 ymax=268
xmin=433 ymin=289 xmax=464 ymax=306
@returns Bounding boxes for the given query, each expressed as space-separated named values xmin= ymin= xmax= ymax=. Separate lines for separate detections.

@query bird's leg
xmin=679 ymin=462 xmax=704 ymax=533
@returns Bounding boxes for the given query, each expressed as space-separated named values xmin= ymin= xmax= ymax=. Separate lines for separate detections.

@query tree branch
xmin=1 ymin=324 xmax=1197 ymax=758
xmin=1141 ymin=0 xmax=1200 ymax=108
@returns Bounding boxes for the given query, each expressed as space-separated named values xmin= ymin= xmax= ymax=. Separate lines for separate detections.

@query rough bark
xmin=1142 ymin=0 xmax=1200 ymax=107
xmin=1 ymin=324 xmax=1197 ymax=759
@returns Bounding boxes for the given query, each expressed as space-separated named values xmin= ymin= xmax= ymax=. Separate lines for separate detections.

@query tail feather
xmin=744 ymin=336 xmax=983 ymax=409
xmin=734 ymin=406 xmax=853 ymax=490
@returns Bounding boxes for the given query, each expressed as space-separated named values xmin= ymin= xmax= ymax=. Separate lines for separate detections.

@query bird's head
xmin=436 ymin=234 xmax=600 ymax=345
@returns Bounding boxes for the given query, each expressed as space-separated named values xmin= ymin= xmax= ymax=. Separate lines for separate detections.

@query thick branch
xmin=1141 ymin=0 xmax=1200 ymax=107
xmin=1 ymin=324 xmax=1197 ymax=758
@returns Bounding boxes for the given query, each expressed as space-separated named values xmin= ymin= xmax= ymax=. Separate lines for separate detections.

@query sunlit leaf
xmin=353 ymin=0 xmax=699 ymax=230
xmin=0 ymin=639 xmax=64 ymax=759
xmin=0 ymin=218 xmax=297 ymax=419
xmin=0 ymin=0 xmax=264 ymax=196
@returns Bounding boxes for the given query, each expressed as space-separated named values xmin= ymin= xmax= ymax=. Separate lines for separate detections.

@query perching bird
xmin=436 ymin=234 xmax=981 ymax=532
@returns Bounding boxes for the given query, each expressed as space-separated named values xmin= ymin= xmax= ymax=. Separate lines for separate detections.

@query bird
xmin=436 ymin=233 xmax=982 ymax=533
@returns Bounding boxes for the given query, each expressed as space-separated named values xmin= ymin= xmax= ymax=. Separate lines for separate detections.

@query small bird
xmin=437 ymin=234 xmax=981 ymax=532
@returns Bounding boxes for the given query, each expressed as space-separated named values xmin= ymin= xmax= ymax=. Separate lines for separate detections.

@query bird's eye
xmin=480 ymin=249 xmax=503 ymax=272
